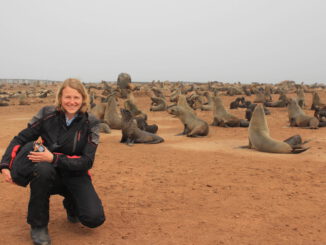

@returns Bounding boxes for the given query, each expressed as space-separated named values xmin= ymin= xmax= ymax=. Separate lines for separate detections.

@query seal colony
xmin=1 ymin=78 xmax=324 ymax=154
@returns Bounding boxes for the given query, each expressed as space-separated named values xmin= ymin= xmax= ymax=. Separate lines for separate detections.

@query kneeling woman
xmin=0 ymin=78 xmax=105 ymax=245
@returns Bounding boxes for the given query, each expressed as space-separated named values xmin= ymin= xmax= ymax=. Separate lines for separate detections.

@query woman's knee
xmin=79 ymin=209 xmax=105 ymax=228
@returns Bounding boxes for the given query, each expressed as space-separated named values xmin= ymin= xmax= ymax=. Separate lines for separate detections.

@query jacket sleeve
xmin=28 ymin=105 xmax=55 ymax=126
xmin=0 ymin=106 xmax=54 ymax=172
xmin=0 ymin=120 xmax=42 ymax=171
xmin=51 ymin=117 xmax=100 ymax=171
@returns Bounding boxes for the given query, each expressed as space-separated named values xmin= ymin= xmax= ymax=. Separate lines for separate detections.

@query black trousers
xmin=11 ymin=142 xmax=105 ymax=228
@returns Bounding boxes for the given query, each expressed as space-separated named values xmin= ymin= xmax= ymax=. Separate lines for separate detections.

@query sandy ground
xmin=0 ymin=88 xmax=325 ymax=245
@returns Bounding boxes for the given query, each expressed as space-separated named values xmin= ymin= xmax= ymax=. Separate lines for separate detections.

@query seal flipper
xmin=283 ymin=135 xmax=302 ymax=146
xmin=291 ymin=147 xmax=309 ymax=154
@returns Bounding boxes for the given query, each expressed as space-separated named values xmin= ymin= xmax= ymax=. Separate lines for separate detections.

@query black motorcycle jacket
xmin=0 ymin=106 xmax=100 ymax=175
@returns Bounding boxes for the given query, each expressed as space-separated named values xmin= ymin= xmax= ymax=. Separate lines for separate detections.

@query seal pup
xmin=238 ymin=98 xmax=251 ymax=108
xmin=287 ymin=98 xmax=319 ymax=129
xmin=120 ymin=109 xmax=164 ymax=145
xmin=229 ymin=97 xmax=242 ymax=109
xmin=248 ymin=104 xmax=309 ymax=153
xmin=134 ymin=116 xmax=158 ymax=134
xmin=168 ymin=105 xmax=209 ymax=137
xmin=229 ymin=97 xmax=248 ymax=109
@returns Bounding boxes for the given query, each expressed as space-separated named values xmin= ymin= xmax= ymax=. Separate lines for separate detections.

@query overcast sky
xmin=0 ymin=0 xmax=325 ymax=83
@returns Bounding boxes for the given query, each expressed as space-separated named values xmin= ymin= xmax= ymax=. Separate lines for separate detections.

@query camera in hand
xmin=33 ymin=141 xmax=45 ymax=152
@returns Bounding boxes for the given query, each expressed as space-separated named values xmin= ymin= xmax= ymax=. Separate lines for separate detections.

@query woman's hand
xmin=27 ymin=147 xmax=54 ymax=163
xmin=1 ymin=169 xmax=13 ymax=184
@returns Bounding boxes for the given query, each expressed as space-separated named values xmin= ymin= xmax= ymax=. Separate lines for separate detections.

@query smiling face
xmin=61 ymin=86 xmax=83 ymax=119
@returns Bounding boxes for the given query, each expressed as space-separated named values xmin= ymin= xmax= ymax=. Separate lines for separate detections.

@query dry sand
xmin=0 ymin=88 xmax=325 ymax=245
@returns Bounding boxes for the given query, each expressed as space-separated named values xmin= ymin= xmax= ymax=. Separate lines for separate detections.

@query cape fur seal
xmin=311 ymin=91 xmax=326 ymax=110
xmin=264 ymin=86 xmax=273 ymax=102
xmin=296 ymin=88 xmax=306 ymax=108
xmin=117 ymin=73 xmax=132 ymax=98
xmin=264 ymin=93 xmax=289 ymax=108
xmin=313 ymin=107 xmax=326 ymax=127
xmin=229 ymin=97 xmax=241 ymax=109
xmin=134 ymin=116 xmax=158 ymax=134
xmin=253 ymin=91 xmax=266 ymax=103
xmin=90 ymin=98 xmax=112 ymax=133
xmin=314 ymin=106 xmax=326 ymax=122
xmin=230 ymin=97 xmax=248 ymax=109
xmin=103 ymin=94 xmax=122 ymax=129
xmin=212 ymin=95 xmax=249 ymax=127
xmin=287 ymin=98 xmax=319 ymax=129
xmin=98 ymin=122 xmax=111 ymax=134
xmin=170 ymin=88 xmax=181 ymax=103
xmin=168 ymin=105 xmax=209 ymax=137
xmin=90 ymin=102 xmax=106 ymax=121
xmin=200 ymin=92 xmax=214 ymax=111
xmin=245 ymin=103 xmax=271 ymax=121
xmin=187 ymin=93 xmax=204 ymax=110
xmin=124 ymin=99 xmax=147 ymax=120
xmin=120 ymin=109 xmax=164 ymax=145
xmin=248 ymin=104 xmax=309 ymax=153
xmin=177 ymin=94 xmax=196 ymax=115
xmin=150 ymin=96 xmax=167 ymax=111
xmin=151 ymin=87 xmax=165 ymax=99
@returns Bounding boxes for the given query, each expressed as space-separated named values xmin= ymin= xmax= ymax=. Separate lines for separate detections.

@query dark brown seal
xmin=120 ymin=109 xmax=164 ymax=145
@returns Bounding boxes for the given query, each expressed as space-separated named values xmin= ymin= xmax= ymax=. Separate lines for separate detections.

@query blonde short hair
xmin=55 ymin=78 xmax=90 ymax=113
